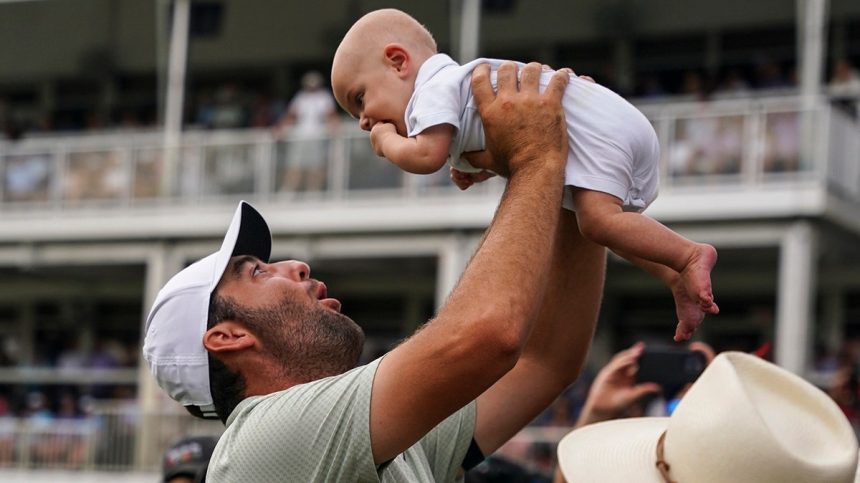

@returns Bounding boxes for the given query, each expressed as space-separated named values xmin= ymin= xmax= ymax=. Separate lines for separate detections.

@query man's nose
xmin=272 ymin=260 xmax=310 ymax=280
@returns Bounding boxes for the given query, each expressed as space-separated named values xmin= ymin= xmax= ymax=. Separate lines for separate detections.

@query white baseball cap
xmin=142 ymin=201 xmax=271 ymax=419
xmin=557 ymin=351 xmax=859 ymax=483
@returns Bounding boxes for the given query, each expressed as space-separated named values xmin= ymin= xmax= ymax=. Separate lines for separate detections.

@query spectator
xmin=753 ymin=58 xmax=791 ymax=90
xmin=274 ymin=70 xmax=340 ymax=193
xmin=208 ymin=83 xmax=245 ymax=129
xmin=556 ymin=351 xmax=858 ymax=482
xmin=715 ymin=68 xmax=751 ymax=98
xmin=0 ymin=395 xmax=16 ymax=464
xmin=762 ymin=111 xmax=800 ymax=173
xmin=162 ymin=436 xmax=219 ymax=483
xmin=829 ymin=59 xmax=860 ymax=99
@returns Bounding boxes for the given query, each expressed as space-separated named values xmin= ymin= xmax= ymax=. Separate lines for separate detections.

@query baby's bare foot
xmin=680 ymin=244 xmax=719 ymax=315
xmin=672 ymin=282 xmax=705 ymax=342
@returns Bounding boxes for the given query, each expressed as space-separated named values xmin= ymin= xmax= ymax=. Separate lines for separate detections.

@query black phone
xmin=636 ymin=347 xmax=707 ymax=397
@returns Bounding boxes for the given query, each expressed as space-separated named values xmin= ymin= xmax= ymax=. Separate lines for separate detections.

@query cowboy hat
xmin=557 ymin=352 xmax=858 ymax=483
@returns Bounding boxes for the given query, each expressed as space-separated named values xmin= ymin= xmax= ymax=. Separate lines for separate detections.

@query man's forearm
xmin=444 ymin=161 xmax=564 ymax=335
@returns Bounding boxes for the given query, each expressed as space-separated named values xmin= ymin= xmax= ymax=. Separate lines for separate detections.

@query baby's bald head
xmin=335 ymin=9 xmax=437 ymax=65
xmin=332 ymin=9 xmax=437 ymax=100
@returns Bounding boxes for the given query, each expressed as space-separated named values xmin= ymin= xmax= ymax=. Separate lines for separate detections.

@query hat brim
xmin=208 ymin=200 xmax=272 ymax=292
xmin=557 ymin=417 xmax=669 ymax=482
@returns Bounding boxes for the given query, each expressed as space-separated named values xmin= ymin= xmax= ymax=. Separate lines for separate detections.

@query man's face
xmin=214 ymin=256 xmax=365 ymax=381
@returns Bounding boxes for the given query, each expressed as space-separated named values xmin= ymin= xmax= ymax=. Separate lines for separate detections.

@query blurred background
xmin=0 ymin=0 xmax=858 ymax=481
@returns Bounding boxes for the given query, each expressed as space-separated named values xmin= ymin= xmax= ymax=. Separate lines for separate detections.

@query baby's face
xmin=332 ymin=60 xmax=412 ymax=137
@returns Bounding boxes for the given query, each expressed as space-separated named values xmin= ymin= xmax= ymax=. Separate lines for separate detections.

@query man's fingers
xmin=520 ymin=62 xmax=542 ymax=92
xmin=470 ymin=64 xmax=495 ymax=111
xmin=544 ymin=68 xmax=570 ymax=103
xmin=495 ymin=61 xmax=518 ymax=94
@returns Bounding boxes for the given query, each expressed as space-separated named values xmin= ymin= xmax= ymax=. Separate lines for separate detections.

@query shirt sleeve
xmin=418 ymin=400 xmax=477 ymax=482
xmin=407 ymin=78 xmax=464 ymax=137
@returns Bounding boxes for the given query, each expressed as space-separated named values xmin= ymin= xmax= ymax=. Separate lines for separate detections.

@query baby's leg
xmin=572 ymin=189 xmax=718 ymax=324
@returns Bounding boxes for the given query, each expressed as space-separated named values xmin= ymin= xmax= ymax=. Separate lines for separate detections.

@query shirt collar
xmin=414 ymin=53 xmax=458 ymax=90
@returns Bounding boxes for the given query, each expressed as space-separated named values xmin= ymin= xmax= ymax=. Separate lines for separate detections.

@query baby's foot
xmin=671 ymin=281 xmax=705 ymax=342
xmin=679 ymin=244 xmax=719 ymax=315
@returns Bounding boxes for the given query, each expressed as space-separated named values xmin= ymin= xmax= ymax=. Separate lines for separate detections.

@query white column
xmin=135 ymin=244 xmax=183 ymax=469
xmin=161 ymin=0 xmax=191 ymax=196
xmin=774 ymin=221 xmax=818 ymax=375
xmin=457 ymin=0 xmax=482 ymax=63
xmin=435 ymin=233 xmax=477 ymax=309
xmin=797 ymin=0 xmax=828 ymax=168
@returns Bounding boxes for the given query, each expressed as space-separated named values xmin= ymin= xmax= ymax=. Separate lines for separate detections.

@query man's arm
xmin=368 ymin=62 xmax=571 ymax=464
xmin=473 ymin=208 xmax=607 ymax=453
xmin=370 ymin=123 xmax=453 ymax=174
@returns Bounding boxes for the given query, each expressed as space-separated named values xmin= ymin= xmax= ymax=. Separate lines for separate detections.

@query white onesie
xmin=405 ymin=54 xmax=660 ymax=211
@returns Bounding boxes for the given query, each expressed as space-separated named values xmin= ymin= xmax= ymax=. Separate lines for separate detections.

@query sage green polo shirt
xmin=207 ymin=358 xmax=476 ymax=482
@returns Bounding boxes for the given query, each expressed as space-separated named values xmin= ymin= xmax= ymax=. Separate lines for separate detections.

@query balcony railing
xmin=0 ymin=95 xmax=857 ymax=212
xmin=0 ymin=403 xmax=223 ymax=472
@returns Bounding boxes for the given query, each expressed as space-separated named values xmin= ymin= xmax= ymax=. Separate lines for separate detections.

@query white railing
xmin=0 ymin=403 xmax=223 ymax=472
xmin=0 ymin=96 xmax=858 ymax=211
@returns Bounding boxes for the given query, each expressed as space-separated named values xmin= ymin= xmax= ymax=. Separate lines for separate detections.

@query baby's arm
xmin=370 ymin=123 xmax=454 ymax=175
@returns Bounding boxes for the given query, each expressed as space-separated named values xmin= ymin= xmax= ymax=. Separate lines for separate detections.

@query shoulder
xmin=207 ymin=361 xmax=383 ymax=481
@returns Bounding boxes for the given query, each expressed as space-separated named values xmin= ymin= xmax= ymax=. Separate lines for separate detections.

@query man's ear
xmin=203 ymin=321 xmax=256 ymax=354
xmin=383 ymin=43 xmax=410 ymax=78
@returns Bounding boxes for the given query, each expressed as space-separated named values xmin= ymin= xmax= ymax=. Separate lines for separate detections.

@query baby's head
xmin=331 ymin=9 xmax=437 ymax=136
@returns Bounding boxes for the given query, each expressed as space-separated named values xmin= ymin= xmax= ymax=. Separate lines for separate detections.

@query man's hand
xmin=470 ymin=62 xmax=569 ymax=177
xmin=370 ymin=122 xmax=397 ymax=157
xmin=450 ymin=168 xmax=496 ymax=190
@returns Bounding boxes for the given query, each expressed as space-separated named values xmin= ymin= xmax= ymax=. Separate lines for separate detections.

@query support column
xmin=774 ymin=221 xmax=818 ymax=375
xmin=797 ymin=0 xmax=828 ymax=169
xmin=457 ymin=0 xmax=481 ymax=63
xmin=161 ymin=0 xmax=191 ymax=196
xmin=435 ymin=233 xmax=476 ymax=309
xmin=135 ymin=244 xmax=182 ymax=470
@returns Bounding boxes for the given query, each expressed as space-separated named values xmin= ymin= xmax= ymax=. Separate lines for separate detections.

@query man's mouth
xmin=314 ymin=282 xmax=342 ymax=312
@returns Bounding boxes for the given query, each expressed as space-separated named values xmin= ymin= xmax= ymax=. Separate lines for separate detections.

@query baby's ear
xmin=383 ymin=43 xmax=410 ymax=76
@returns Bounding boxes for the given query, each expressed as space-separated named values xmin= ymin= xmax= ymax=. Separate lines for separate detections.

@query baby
xmin=331 ymin=9 xmax=718 ymax=341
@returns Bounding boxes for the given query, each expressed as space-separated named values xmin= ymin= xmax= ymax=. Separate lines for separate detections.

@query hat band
xmin=655 ymin=430 xmax=678 ymax=483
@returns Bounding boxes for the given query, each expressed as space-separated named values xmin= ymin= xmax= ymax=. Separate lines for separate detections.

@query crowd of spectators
xmin=0 ymin=332 xmax=139 ymax=469
xmin=0 ymin=59 xmax=858 ymax=141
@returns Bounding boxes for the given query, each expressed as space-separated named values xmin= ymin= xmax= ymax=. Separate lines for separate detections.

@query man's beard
xmin=241 ymin=297 xmax=365 ymax=383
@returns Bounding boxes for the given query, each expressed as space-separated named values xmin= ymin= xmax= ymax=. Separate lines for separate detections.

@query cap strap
xmin=655 ymin=430 xmax=678 ymax=483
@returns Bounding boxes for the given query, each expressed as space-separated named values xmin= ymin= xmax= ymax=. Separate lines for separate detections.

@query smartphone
xmin=636 ymin=347 xmax=707 ymax=397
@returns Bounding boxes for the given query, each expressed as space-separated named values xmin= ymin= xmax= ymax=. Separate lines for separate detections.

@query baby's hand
xmin=450 ymin=168 xmax=496 ymax=190
xmin=370 ymin=122 xmax=397 ymax=157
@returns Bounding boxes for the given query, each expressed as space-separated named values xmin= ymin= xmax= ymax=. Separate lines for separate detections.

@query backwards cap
xmin=143 ymin=201 xmax=271 ymax=419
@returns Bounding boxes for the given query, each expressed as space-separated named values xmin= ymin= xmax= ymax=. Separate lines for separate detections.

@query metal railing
xmin=0 ymin=95 xmax=857 ymax=212
xmin=0 ymin=402 xmax=223 ymax=472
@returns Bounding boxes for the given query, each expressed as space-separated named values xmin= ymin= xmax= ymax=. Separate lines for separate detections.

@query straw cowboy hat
xmin=557 ymin=351 xmax=858 ymax=483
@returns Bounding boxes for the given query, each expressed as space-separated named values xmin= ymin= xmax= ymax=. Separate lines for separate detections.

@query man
xmin=143 ymin=62 xmax=607 ymax=481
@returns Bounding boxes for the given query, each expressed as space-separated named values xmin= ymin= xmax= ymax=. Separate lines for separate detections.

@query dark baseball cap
xmin=163 ymin=435 xmax=219 ymax=482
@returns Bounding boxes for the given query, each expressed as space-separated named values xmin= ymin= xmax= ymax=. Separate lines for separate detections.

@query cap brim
xmin=557 ymin=417 xmax=669 ymax=482
xmin=209 ymin=200 xmax=272 ymax=292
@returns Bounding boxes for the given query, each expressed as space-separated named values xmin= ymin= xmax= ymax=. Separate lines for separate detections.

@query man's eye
xmin=356 ymin=93 xmax=364 ymax=107
xmin=253 ymin=266 xmax=264 ymax=277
